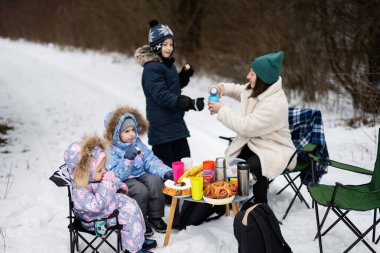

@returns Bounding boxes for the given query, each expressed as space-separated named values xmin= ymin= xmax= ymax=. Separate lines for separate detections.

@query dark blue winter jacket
xmin=135 ymin=45 xmax=190 ymax=145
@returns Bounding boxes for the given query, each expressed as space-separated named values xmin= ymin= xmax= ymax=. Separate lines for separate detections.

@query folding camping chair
xmin=307 ymin=128 xmax=380 ymax=253
xmin=275 ymin=107 xmax=329 ymax=220
xmin=50 ymin=164 xmax=123 ymax=253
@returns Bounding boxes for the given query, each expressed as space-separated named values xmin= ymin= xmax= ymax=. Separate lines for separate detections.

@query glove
xmin=193 ymin=97 xmax=205 ymax=111
xmin=163 ymin=171 xmax=174 ymax=180
xmin=121 ymin=182 xmax=129 ymax=194
xmin=179 ymin=64 xmax=194 ymax=88
xmin=176 ymin=95 xmax=205 ymax=112
xmin=124 ymin=146 xmax=140 ymax=160
xmin=179 ymin=64 xmax=194 ymax=79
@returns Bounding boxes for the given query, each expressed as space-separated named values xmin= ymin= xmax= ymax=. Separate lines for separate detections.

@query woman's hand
xmin=208 ymin=101 xmax=224 ymax=114
xmin=208 ymin=84 xmax=225 ymax=98
xmin=217 ymin=84 xmax=225 ymax=97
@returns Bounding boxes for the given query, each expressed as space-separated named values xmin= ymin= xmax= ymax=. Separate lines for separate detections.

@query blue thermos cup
xmin=208 ymin=86 xmax=219 ymax=113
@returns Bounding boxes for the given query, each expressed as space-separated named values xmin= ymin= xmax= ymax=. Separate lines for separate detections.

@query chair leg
xmin=278 ymin=173 xmax=303 ymax=202
xmin=118 ymin=230 xmax=122 ymax=253
xmin=277 ymin=173 xmax=300 ymax=195
xmin=314 ymin=205 xmax=345 ymax=240
xmin=282 ymin=183 xmax=303 ymax=220
xmin=70 ymin=230 xmax=75 ymax=253
xmin=320 ymin=210 xmax=349 ymax=237
xmin=282 ymin=183 xmax=310 ymax=220
xmin=331 ymin=208 xmax=376 ymax=252
xmin=314 ymin=201 xmax=323 ymax=253
xmin=77 ymin=233 xmax=98 ymax=253
xmin=73 ymin=231 xmax=79 ymax=252
xmin=284 ymin=173 xmax=311 ymax=207
xmin=97 ymin=231 xmax=117 ymax=251
xmin=373 ymin=209 xmax=377 ymax=243
xmin=376 ymin=208 xmax=380 ymax=244
xmin=343 ymin=216 xmax=380 ymax=253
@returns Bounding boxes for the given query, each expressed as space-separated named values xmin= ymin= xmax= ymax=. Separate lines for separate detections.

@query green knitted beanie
xmin=250 ymin=51 xmax=284 ymax=85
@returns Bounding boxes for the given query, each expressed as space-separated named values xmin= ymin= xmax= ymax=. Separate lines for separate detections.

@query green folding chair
xmin=278 ymin=142 xmax=318 ymax=220
xmin=275 ymin=107 xmax=329 ymax=220
xmin=307 ymin=128 xmax=380 ymax=253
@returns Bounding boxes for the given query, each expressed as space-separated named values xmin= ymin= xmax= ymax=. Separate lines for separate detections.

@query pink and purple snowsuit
xmin=64 ymin=141 xmax=145 ymax=253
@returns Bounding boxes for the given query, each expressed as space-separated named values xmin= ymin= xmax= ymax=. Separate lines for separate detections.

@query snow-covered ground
xmin=0 ymin=38 xmax=379 ymax=253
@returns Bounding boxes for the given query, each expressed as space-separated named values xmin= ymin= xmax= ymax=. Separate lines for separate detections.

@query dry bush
xmin=0 ymin=0 xmax=379 ymax=120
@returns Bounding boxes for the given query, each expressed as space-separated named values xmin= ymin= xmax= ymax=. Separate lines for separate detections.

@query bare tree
xmin=0 ymin=0 xmax=379 ymax=120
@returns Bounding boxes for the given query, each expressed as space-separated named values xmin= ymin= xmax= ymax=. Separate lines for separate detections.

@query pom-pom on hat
xmin=250 ymin=51 xmax=284 ymax=85
xmin=148 ymin=19 xmax=174 ymax=51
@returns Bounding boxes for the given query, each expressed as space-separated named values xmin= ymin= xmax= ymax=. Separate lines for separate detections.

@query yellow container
xmin=190 ymin=177 xmax=203 ymax=200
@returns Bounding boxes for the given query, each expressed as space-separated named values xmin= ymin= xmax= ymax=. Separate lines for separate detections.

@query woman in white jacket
xmin=208 ymin=51 xmax=296 ymax=204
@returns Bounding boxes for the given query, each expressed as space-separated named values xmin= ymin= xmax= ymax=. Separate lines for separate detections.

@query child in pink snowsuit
xmin=63 ymin=134 xmax=156 ymax=253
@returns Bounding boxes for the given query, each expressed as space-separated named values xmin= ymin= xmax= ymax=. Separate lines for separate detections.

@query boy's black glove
xmin=179 ymin=64 xmax=194 ymax=88
xmin=179 ymin=64 xmax=194 ymax=79
xmin=176 ymin=95 xmax=204 ymax=112
xmin=124 ymin=146 xmax=140 ymax=160
xmin=193 ymin=97 xmax=205 ymax=111
xmin=163 ymin=171 xmax=174 ymax=180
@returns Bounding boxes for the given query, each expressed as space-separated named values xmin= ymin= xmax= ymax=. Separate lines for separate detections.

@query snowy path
xmin=0 ymin=38 xmax=379 ymax=253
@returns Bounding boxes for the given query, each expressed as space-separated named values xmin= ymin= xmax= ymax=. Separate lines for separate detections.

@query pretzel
xmin=204 ymin=181 xmax=237 ymax=199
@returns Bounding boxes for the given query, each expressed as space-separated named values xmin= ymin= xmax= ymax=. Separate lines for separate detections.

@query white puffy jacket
xmin=217 ymin=77 xmax=296 ymax=179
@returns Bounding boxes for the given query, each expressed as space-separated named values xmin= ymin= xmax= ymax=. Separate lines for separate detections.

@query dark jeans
xmin=237 ymin=145 xmax=268 ymax=204
xmin=152 ymin=138 xmax=190 ymax=166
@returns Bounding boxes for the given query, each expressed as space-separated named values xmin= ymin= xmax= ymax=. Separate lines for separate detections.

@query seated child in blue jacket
xmin=64 ymin=134 xmax=156 ymax=253
xmin=104 ymin=105 xmax=173 ymax=235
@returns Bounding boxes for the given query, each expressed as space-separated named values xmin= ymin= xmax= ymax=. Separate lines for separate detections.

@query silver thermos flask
xmin=215 ymin=157 xmax=226 ymax=181
xmin=237 ymin=162 xmax=250 ymax=196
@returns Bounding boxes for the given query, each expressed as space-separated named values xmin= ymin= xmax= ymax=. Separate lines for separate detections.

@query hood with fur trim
xmin=134 ymin=45 xmax=162 ymax=66
xmin=104 ymin=106 xmax=149 ymax=144
xmin=64 ymin=134 xmax=106 ymax=187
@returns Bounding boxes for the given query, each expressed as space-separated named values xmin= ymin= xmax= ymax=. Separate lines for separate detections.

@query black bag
xmin=172 ymin=201 xmax=226 ymax=230
xmin=233 ymin=200 xmax=292 ymax=253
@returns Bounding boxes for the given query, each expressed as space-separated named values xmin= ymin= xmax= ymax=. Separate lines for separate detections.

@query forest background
xmin=1 ymin=0 xmax=379 ymax=122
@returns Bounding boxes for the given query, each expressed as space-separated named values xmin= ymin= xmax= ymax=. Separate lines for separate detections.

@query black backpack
xmin=233 ymin=200 xmax=292 ymax=253
xmin=172 ymin=201 xmax=226 ymax=230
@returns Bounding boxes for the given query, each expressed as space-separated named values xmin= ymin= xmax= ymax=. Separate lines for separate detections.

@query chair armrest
xmin=309 ymin=154 xmax=373 ymax=176
xmin=219 ymin=136 xmax=234 ymax=145
xmin=300 ymin=143 xmax=318 ymax=153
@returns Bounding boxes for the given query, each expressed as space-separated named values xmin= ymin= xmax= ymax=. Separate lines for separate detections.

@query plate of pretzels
xmin=203 ymin=181 xmax=238 ymax=205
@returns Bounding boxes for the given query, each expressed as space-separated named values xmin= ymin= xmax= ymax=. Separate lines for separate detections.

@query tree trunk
xmin=174 ymin=0 xmax=207 ymax=66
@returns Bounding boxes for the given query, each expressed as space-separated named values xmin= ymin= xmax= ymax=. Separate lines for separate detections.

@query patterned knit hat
xmin=250 ymin=51 xmax=284 ymax=85
xmin=148 ymin=19 xmax=174 ymax=52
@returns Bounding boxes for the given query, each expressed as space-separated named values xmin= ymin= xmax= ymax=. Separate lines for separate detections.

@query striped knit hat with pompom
xmin=148 ymin=19 xmax=174 ymax=53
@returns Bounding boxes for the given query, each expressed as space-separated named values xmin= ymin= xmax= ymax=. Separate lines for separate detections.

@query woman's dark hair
xmin=248 ymin=77 xmax=270 ymax=98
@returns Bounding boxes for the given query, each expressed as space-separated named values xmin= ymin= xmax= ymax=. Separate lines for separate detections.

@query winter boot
xmin=142 ymin=238 xmax=157 ymax=251
xmin=146 ymin=217 xmax=167 ymax=233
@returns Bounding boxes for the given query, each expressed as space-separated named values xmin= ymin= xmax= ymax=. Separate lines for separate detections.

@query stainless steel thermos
xmin=237 ymin=162 xmax=250 ymax=196
xmin=215 ymin=157 xmax=226 ymax=181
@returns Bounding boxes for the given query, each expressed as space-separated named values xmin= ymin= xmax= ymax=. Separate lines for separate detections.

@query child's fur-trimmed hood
xmin=104 ymin=105 xmax=149 ymax=144
xmin=134 ymin=45 xmax=161 ymax=67
xmin=73 ymin=134 xmax=106 ymax=187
